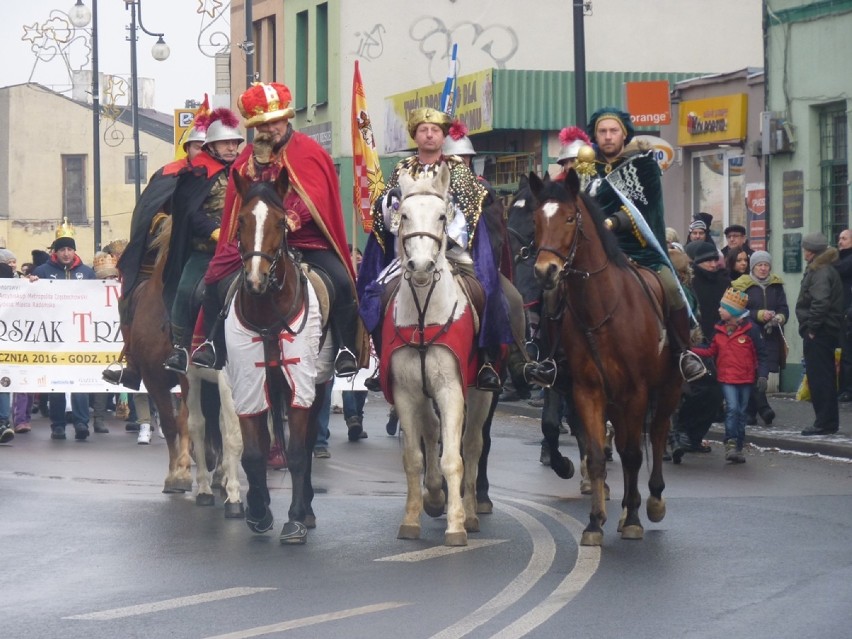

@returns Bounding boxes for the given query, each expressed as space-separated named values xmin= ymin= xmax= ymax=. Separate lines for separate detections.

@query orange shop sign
xmin=677 ymin=94 xmax=748 ymax=146
xmin=625 ymin=81 xmax=671 ymax=126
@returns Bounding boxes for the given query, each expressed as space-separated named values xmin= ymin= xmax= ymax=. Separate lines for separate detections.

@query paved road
xmin=1 ymin=394 xmax=851 ymax=638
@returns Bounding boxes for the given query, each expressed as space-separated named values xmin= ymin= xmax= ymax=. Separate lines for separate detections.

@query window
xmin=125 ymin=155 xmax=148 ymax=185
xmin=62 ymin=155 xmax=87 ymax=224
xmin=315 ymin=3 xmax=328 ymax=105
xmin=819 ymin=104 xmax=849 ymax=241
xmin=295 ymin=10 xmax=308 ymax=111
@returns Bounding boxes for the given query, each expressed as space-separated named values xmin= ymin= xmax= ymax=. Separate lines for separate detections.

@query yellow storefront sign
xmin=383 ymin=69 xmax=494 ymax=152
xmin=174 ymin=109 xmax=197 ymax=159
xmin=677 ymin=94 xmax=748 ymax=146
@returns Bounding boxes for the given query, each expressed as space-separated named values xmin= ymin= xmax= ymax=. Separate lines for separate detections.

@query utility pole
xmin=573 ymin=0 xmax=588 ymax=127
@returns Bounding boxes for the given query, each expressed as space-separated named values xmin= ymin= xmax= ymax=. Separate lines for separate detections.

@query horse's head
xmin=397 ymin=164 xmax=452 ymax=287
xmin=529 ymin=169 xmax=583 ymax=290
xmin=234 ymin=168 xmax=291 ymax=295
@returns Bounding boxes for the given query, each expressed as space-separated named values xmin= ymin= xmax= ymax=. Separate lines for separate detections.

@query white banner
xmin=0 ymin=279 xmax=126 ymax=392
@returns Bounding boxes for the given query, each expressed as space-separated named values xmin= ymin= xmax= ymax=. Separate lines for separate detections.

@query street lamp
xmin=68 ymin=0 xmax=101 ymax=251
xmin=125 ymin=0 xmax=170 ymax=202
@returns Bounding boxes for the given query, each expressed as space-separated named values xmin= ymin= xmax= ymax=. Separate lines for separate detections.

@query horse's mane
xmin=149 ymin=215 xmax=172 ymax=271
xmin=536 ymin=179 xmax=628 ymax=269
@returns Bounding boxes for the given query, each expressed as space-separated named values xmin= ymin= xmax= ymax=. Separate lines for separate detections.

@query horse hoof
xmin=224 ymin=501 xmax=245 ymax=519
xmin=304 ymin=514 xmax=317 ymax=529
xmin=279 ymin=521 xmax=308 ymax=544
xmin=647 ymin=497 xmax=666 ymax=523
xmin=445 ymin=531 xmax=468 ymax=547
xmin=196 ymin=493 xmax=215 ymax=507
xmin=163 ymin=478 xmax=192 ymax=494
xmin=581 ymin=531 xmax=603 ymax=546
xmin=397 ymin=524 xmax=420 ymax=540
xmin=476 ymin=499 xmax=493 ymax=515
xmin=580 ymin=480 xmax=592 ymax=495
xmin=551 ymin=455 xmax=575 ymax=480
xmin=464 ymin=515 xmax=480 ymax=533
xmin=423 ymin=498 xmax=445 ymax=519
xmin=246 ymin=507 xmax=274 ymax=534
xmin=621 ymin=524 xmax=644 ymax=540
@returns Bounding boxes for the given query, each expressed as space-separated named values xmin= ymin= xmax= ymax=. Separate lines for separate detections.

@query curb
xmin=495 ymin=400 xmax=852 ymax=461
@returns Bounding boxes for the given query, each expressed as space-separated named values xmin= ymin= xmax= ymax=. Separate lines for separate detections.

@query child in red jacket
xmin=692 ymin=288 xmax=768 ymax=463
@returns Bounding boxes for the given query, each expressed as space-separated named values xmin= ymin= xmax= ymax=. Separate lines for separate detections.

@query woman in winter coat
xmin=731 ymin=250 xmax=789 ymax=425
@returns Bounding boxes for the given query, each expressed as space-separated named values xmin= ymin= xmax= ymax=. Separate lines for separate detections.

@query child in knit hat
xmin=691 ymin=288 xmax=769 ymax=463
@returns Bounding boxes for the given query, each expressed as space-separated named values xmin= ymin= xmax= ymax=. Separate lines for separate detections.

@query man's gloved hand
xmin=756 ymin=377 xmax=768 ymax=393
xmin=385 ymin=187 xmax=402 ymax=210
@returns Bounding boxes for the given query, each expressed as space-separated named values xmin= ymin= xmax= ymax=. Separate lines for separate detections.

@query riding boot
xmin=332 ymin=298 xmax=359 ymax=377
xmin=102 ymin=324 xmax=142 ymax=390
xmin=667 ymin=306 xmax=707 ymax=382
xmin=163 ymin=325 xmax=189 ymax=374
xmin=191 ymin=284 xmax=226 ymax=369
xmin=502 ymin=343 xmax=532 ymax=400
xmin=476 ymin=349 xmax=502 ymax=392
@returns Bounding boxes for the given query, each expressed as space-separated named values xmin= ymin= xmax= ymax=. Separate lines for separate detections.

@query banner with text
xmin=0 ymin=280 xmax=126 ymax=393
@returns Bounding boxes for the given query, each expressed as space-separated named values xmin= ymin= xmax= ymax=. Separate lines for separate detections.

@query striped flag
xmin=351 ymin=61 xmax=384 ymax=233
xmin=440 ymin=44 xmax=459 ymax=117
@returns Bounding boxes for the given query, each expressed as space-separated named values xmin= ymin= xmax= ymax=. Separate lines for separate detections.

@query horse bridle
xmin=534 ymin=202 xmax=609 ymax=281
xmin=396 ymin=190 xmax=458 ymax=398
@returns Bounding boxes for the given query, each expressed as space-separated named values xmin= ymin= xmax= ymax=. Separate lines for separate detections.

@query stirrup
xmin=524 ymin=340 xmax=540 ymax=361
xmin=679 ymin=351 xmax=707 ymax=383
xmin=163 ymin=346 xmax=189 ymax=374
xmin=190 ymin=340 xmax=217 ymax=369
xmin=476 ymin=362 xmax=502 ymax=392
xmin=334 ymin=347 xmax=358 ymax=377
xmin=523 ymin=358 xmax=558 ymax=388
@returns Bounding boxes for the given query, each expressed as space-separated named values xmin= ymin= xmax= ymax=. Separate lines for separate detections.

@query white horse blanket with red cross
xmin=223 ymin=282 xmax=322 ymax=415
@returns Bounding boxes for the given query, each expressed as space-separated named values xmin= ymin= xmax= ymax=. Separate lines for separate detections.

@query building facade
xmin=0 ymin=83 xmax=174 ymax=263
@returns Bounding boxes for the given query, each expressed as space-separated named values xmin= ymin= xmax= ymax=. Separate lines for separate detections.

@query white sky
xmin=0 ymin=0 xmax=226 ymax=114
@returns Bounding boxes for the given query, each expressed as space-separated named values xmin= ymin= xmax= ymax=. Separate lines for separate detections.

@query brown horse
xmin=121 ymin=218 xmax=193 ymax=493
xmin=529 ymin=170 xmax=682 ymax=546
xmin=225 ymin=168 xmax=333 ymax=544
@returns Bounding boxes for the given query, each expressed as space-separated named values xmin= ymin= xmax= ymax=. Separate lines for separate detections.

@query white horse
xmin=389 ymin=165 xmax=493 ymax=547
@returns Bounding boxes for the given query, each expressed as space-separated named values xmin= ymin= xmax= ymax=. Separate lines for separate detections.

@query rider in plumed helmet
xmin=162 ymin=107 xmax=244 ymax=373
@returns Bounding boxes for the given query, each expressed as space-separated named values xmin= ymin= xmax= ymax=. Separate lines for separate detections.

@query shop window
xmin=819 ymin=104 xmax=848 ymax=241
xmin=62 ymin=154 xmax=87 ymax=225
xmin=485 ymin=153 xmax=535 ymax=191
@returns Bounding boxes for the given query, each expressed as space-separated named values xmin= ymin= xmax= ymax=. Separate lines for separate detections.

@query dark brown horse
xmin=529 ymin=170 xmax=682 ymax=546
xmin=122 ymin=218 xmax=193 ymax=493
xmin=227 ymin=168 xmax=333 ymax=544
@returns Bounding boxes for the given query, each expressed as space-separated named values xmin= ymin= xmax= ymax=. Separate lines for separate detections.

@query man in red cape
xmin=193 ymin=82 xmax=367 ymax=375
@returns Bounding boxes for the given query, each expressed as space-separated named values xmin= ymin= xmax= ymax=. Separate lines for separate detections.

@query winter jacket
xmin=796 ymin=247 xmax=844 ymax=341
xmin=31 ymin=254 xmax=95 ymax=280
xmin=731 ymin=273 xmax=789 ymax=372
xmin=833 ymin=246 xmax=852 ymax=311
xmin=691 ymin=265 xmax=731 ymax=340
xmin=692 ymin=317 xmax=768 ymax=385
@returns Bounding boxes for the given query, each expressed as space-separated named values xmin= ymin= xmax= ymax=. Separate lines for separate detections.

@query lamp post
xmin=68 ymin=0 xmax=101 ymax=251
xmin=125 ymin=0 xmax=170 ymax=202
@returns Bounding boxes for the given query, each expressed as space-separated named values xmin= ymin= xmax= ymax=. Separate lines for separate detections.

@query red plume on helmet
xmin=448 ymin=119 xmax=468 ymax=141
xmin=559 ymin=125 xmax=590 ymax=146
xmin=207 ymin=107 xmax=240 ymax=129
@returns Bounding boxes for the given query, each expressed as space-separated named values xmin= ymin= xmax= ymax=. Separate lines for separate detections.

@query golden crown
xmin=55 ymin=217 xmax=76 ymax=239
xmin=721 ymin=288 xmax=748 ymax=311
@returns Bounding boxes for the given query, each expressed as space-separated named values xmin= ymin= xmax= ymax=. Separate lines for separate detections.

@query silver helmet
xmin=183 ymin=126 xmax=206 ymax=150
xmin=443 ymin=134 xmax=475 ymax=157
xmin=203 ymin=120 xmax=244 ymax=146
xmin=557 ymin=139 xmax=586 ymax=164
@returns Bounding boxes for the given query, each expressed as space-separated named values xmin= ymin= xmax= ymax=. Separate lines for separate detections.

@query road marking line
xmin=490 ymin=498 xmax=600 ymax=639
xmin=429 ymin=501 xmax=555 ymax=639
xmin=200 ymin=602 xmax=411 ymax=639
xmin=64 ymin=587 xmax=277 ymax=621
xmin=376 ymin=538 xmax=507 ymax=562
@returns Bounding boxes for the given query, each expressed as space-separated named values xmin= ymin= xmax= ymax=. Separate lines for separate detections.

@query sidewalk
xmin=495 ymin=393 xmax=852 ymax=460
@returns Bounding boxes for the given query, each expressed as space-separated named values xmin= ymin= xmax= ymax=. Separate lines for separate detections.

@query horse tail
xmin=268 ymin=378 xmax=287 ymax=455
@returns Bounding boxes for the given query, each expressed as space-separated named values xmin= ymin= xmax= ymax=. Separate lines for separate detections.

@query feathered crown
xmin=55 ymin=217 xmax=75 ymax=239
xmin=559 ymin=126 xmax=590 ymax=146
xmin=448 ymin=119 xmax=468 ymax=141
